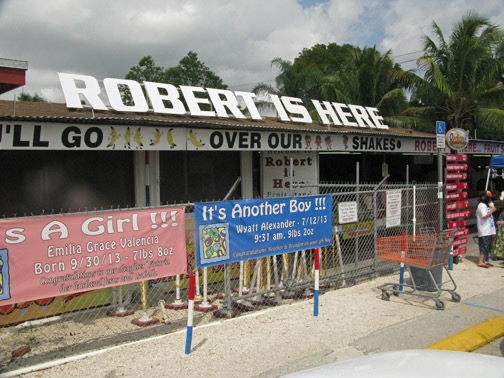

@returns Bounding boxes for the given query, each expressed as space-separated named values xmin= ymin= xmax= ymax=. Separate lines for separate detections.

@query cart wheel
xmin=451 ymin=292 xmax=461 ymax=302
xmin=434 ymin=299 xmax=445 ymax=310
xmin=381 ymin=291 xmax=390 ymax=301
xmin=392 ymin=285 xmax=400 ymax=296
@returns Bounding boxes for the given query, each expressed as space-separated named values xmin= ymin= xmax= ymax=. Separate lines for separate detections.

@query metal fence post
xmin=355 ymin=162 xmax=360 ymax=268
xmin=438 ymin=148 xmax=444 ymax=232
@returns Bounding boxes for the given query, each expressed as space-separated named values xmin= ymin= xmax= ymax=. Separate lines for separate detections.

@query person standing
xmin=476 ymin=191 xmax=496 ymax=268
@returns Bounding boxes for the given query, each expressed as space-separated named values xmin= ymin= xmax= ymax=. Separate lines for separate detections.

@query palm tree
xmin=253 ymin=44 xmax=408 ymax=121
xmin=394 ymin=11 xmax=504 ymax=138
xmin=252 ymin=58 xmax=316 ymax=115
xmin=320 ymin=47 xmax=408 ymax=119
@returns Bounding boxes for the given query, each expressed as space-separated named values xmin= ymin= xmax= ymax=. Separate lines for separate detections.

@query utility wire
xmin=392 ymin=50 xmax=424 ymax=58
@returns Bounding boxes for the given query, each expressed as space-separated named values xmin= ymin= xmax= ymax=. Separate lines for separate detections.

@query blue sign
xmin=436 ymin=121 xmax=446 ymax=135
xmin=194 ymin=195 xmax=333 ymax=268
xmin=0 ymin=249 xmax=11 ymax=302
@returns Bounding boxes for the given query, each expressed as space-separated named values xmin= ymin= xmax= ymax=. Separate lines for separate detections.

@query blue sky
xmin=0 ymin=0 xmax=503 ymax=102
xmin=298 ymin=0 xmax=329 ymax=8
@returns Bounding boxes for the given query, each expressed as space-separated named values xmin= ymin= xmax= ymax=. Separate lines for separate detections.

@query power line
xmin=398 ymin=58 xmax=420 ymax=65
xmin=392 ymin=50 xmax=424 ymax=58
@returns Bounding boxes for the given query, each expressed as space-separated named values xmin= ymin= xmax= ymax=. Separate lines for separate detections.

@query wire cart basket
xmin=376 ymin=229 xmax=459 ymax=310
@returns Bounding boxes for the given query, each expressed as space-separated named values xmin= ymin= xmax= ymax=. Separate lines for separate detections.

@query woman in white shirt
xmin=476 ymin=191 xmax=496 ymax=268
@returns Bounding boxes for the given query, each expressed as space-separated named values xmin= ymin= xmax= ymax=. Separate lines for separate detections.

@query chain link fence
xmin=0 ymin=181 xmax=442 ymax=374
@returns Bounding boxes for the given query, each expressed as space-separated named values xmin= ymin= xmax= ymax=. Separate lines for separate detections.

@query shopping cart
xmin=376 ymin=229 xmax=459 ymax=310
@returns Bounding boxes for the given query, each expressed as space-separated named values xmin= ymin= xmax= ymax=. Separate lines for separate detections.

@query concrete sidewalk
xmin=8 ymin=231 xmax=504 ymax=378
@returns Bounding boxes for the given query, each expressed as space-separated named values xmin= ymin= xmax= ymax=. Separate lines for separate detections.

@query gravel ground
xmin=4 ymin=234 xmax=504 ymax=378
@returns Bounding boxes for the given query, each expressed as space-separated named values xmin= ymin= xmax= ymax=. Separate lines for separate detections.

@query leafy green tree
xmin=321 ymin=47 xmax=408 ymax=117
xmin=292 ymin=43 xmax=356 ymax=103
xmin=394 ymin=11 xmax=504 ymax=137
xmin=295 ymin=43 xmax=355 ymax=73
xmin=17 ymin=92 xmax=47 ymax=102
xmin=255 ymin=43 xmax=408 ymax=121
xmin=121 ymin=55 xmax=166 ymax=104
xmin=254 ymin=43 xmax=355 ymax=101
xmin=125 ymin=55 xmax=166 ymax=83
xmin=123 ymin=52 xmax=227 ymax=107
xmin=164 ymin=51 xmax=227 ymax=89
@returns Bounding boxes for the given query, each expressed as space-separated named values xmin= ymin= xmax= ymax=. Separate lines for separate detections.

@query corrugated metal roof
xmin=0 ymin=99 xmax=435 ymax=139
xmin=0 ymin=58 xmax=28 ymax=70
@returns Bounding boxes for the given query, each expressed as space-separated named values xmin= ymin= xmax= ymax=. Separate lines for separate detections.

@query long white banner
xmin=2 ymin=122 xmax=504 ymax=154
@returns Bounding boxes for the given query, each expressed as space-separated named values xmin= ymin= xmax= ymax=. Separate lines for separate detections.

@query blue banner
xmin=195 ymin=195 xmax=333 ymax=268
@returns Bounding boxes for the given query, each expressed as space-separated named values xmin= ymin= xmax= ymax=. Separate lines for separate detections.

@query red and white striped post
xmin=185 ymin=273 xmax=196 ymax=354
xmin=313 ymin=248 xmax=320 ymax=317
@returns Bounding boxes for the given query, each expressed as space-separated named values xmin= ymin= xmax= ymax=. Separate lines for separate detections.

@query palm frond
xmin=384 ymin=116 xmax=435 ymax=133
xmin=375 ymin=88 xmax=407 ymax=116
xmin=473 ymin=107 xmax=504 ymax=129
xmin=400 ymin=106 xmax=437 ymax=120
xmin=477 ymin=85 xmax=504 ymax=106
xmin=252 ymin=83 xmax=277 ymax=95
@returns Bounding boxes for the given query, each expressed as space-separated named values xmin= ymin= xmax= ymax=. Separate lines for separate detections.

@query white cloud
xmin=0 ymin=0 xmax=502 ymax=102
xmin=380 ymin=0 xmax=504 ymax=69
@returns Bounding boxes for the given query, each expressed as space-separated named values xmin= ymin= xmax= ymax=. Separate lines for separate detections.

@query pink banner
xmin=0 ymin=207 xmax=187 ymax=306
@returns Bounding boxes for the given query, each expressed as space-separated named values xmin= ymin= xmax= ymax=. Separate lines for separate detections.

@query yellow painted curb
xmin=427 ymin=317 xmax=504 ymax=352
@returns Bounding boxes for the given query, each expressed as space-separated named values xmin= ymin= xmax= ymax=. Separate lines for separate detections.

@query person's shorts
xmin=478 ymin=235 xmax=493 ymax=255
